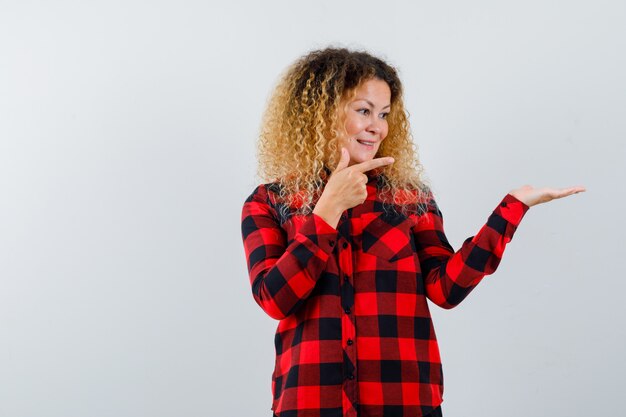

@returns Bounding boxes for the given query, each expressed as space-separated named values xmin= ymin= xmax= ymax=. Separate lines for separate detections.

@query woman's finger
xmin=555 ymin=186 xmax=586 ymax=198
xmin=350 ymin=156 xmax=395 ymax=173
xmin=334 ymin=148 xmax=351 ymax=172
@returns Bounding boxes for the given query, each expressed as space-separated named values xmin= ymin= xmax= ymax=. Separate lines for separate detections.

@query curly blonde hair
xmin=257 ymin=47 xmax=431 ymax=220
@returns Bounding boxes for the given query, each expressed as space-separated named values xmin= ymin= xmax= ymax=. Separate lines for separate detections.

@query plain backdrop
xmin=1 ymin=1 xmax=625 ymax=416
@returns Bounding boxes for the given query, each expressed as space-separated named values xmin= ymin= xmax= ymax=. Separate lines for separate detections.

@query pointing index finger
xmin=351 ymin=157 xmax=395 ymax=173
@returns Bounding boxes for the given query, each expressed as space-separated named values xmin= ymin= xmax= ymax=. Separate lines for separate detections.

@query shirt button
xmin=347 ymin=374 xmax=355 ymax=380
xmin=344 ymin=307 xmax=351 ymax=314
xmin=347 ymin=339 xmax=353 ymax=345
xmin=500 ymin=202 xmax=507 ymax=207
xmin=342 ymin=242 xmax=348 ymax=249
xmin=329 ymin=240 xmax=335 ymax=247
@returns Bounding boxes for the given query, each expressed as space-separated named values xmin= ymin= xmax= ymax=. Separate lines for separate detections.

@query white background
xmin=1 ymin=1 xmax=624 ymax=416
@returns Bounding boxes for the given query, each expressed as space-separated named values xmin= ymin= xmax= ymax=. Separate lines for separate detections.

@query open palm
xmin=509 ymin=185 xmax=586 ymax=208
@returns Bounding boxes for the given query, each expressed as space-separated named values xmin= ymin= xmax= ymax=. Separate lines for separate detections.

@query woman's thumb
xmin=335 ymin=148 xmax=350 ymax=171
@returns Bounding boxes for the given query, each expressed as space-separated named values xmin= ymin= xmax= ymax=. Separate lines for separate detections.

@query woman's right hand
xmin=313 ymin=148 xmax=394 ymax=228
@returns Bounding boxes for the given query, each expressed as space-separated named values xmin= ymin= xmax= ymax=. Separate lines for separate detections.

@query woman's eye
xmin=358 ymin=108 xmax=370 ymax=115
xmin=380 ymin=113 xmax=389 ymax=119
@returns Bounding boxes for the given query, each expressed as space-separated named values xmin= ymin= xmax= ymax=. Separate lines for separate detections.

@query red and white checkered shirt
xmin=241 ymin=173 xmax=529 ymax=417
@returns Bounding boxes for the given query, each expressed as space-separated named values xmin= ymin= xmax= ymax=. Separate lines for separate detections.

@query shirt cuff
xmin=294 ymin=213 xmax=339 ymax=258
xmin=497 ymin=193 xmax=530 ymax=227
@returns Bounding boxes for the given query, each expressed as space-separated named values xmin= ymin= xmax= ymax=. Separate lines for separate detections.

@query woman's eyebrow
xmin=355 ymin=98 xmax=391 ymax=110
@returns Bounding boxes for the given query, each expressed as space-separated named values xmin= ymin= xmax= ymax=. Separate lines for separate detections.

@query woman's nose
xmin=367 ymin=116 xmax=383 ymax=134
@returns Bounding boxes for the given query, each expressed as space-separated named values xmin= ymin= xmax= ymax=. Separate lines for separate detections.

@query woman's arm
xmin=411 ymin=192 xmax=530 ymax=309
xmin=241 ymin=184 xmax=338 ymax=320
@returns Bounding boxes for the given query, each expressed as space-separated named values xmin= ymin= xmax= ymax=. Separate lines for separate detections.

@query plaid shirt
xmin=241 ymin=173 xmax=529 ymax=417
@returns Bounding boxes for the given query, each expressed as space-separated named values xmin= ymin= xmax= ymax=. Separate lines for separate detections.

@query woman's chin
xmin=349 ymin=153 xmax=376 ymax=166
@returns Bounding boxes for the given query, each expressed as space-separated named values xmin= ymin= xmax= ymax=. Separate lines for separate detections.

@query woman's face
xmin=338 ymin=78 xmax=391 ymax=166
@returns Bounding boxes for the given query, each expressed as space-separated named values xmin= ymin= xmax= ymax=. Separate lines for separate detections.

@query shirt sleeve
xmin=411 ymin=191 xmax=530 ymax=309
xmin=241 ymin=184 xmax=339 ymax=320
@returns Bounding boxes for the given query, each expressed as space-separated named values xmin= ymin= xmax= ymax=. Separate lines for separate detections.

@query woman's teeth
xmin=357 ymin=140 xmax=375 ymax=146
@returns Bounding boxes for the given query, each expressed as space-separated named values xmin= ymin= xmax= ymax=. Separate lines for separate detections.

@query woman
xmin=241 ymin=47 xmax=585 ymax=417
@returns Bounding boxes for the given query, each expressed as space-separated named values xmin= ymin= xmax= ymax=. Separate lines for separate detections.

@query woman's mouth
xmin=356 ymin=139 xmax=376 ymax=147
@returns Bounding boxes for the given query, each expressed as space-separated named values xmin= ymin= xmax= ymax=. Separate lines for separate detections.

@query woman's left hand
xmin=509 ymin=185 xmax=586 ymax=208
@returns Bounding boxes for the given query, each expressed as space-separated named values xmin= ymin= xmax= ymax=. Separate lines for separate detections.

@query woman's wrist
xmin=313 ymin=197 xmax=343 ymax=229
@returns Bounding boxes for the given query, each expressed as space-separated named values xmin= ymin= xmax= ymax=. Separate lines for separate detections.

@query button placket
xmin=338 ymin=214 xmax=358 ymax=411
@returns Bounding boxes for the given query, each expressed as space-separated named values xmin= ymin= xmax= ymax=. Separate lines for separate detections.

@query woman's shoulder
xmin=243 ymin=181 xmax=294 ymax=225
xmin=244 ymin=181 xmax=282 ymax=205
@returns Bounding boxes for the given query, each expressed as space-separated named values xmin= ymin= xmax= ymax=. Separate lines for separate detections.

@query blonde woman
xmin=241 ymin=47 xmax=585 ymax=417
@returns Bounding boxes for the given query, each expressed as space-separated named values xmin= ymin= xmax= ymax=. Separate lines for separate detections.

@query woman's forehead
xmin=349 ymin=79 xmax=391 ymax=102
